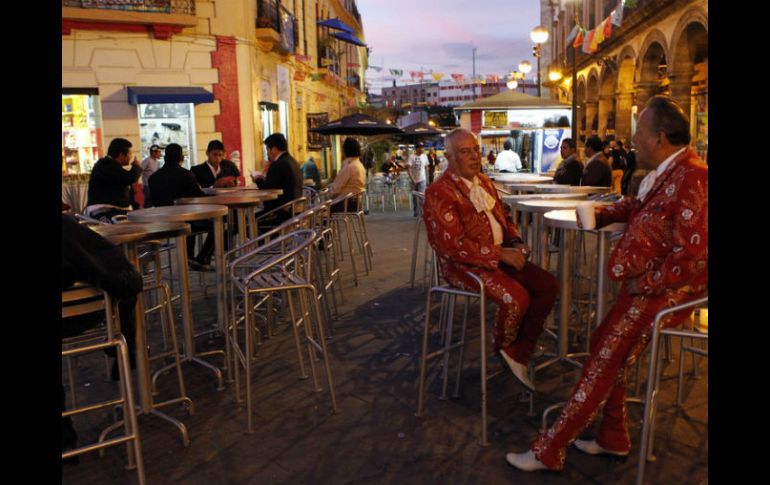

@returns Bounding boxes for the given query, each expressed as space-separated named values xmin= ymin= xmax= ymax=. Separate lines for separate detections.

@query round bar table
xmin=502 ymin=192 xmax=588 ymax=228
xmin=534 ymin=184 xmax=612 ymax=195
xmin=202 ymin=186 xmax=283 ymax=197
xmin=128 ymin=205 xmax=229 ymax=390
xmin=91 ymin=221 xmax=193 ymax=445
xmin=177 ymin=192 xmax=279 ymax=245
xmin=514 ymin=199 xmax=608 ymax=267
xmin=490 ymin=173 xmax=553 ymax=184
xmin=541 ymin=209 xmax=626 ymax=371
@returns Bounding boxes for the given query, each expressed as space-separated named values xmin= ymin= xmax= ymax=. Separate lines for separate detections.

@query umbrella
xmin=332 ymin=31 xmax=367 ymax=47
xmin=401 ymin=122 xmax=446 ymax=136
xmin=316 ymin=18 xmax=355 ymax=34
xmin=310 ymin=113 xmax=404 ymax=136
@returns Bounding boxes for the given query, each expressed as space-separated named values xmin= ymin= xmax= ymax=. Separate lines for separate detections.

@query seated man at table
xmin=328 ymin=137 xmax=366 ymax=212
xmin=251 ymin=133 xmax=303 ymax=230
xmin=191 ymin=140 xmax=241 ymax=189
xmin=506 ymin=95 xmax=708 ymax=472
xmin=553 ymin=138 xmax=583 ymax=186
xmin=62 ymin=213 xmax=143 ymax=455
xmin=149 ymin=143 xmax=215 ymax=271
xmin=423 ymin=128 xmax=558 ymax=391
xmin=581 ymin=136 xmax=611 ymax=187
xmin=85 ymin=137 xmax=142 ymax=222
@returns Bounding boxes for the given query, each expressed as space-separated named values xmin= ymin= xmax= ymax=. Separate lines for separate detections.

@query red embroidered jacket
xmin=596 ymin=148 xmax=708 ymax=298
xmin=423 ymin=168 xmax=522 ymax=274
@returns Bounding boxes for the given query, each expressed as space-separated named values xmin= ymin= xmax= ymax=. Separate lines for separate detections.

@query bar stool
xmin=417 ymin=269 xmax=523 ymax=446
xmin=637 ymin=297 xmax=708 ymax=485
xmin=330 ymin=192 xmax=372 ymax=286
xmin=229 ymin=229 xmax=339 ymax=433
xmin=61 ymin=284 xmax=146 ymax=484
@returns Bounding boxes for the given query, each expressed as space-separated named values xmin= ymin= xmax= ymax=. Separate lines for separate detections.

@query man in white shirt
xmin=329 ymin=138 xmax=366 ymax=212
xmin=494 ymin=140 xmax=523 ymax=172
xmin=405 ymin=142 xmax=429 ymax=216
xmin=140 ymin=144 xmax=162 ymax=207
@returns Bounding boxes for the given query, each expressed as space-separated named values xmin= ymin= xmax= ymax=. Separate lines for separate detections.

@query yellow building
xmin=62 ymin=0 xmax=367 ymax=184
xmin=540 ymin=0 xmax=707 ymax=159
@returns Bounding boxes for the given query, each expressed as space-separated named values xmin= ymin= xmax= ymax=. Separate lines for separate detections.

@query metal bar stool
xmin=61 ymin=285 xmax=146 ymax=484
xmin=229 ymin=229 xmax=339 ymax=433
xmin=637 ymin=297 xmax=708 ymax=485
xmin=409 ymin=191 xmax=432 ymax=289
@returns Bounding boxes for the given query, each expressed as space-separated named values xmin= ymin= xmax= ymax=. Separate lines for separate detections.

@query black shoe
xmin=189 ymin=259 xmax=214 ymax=272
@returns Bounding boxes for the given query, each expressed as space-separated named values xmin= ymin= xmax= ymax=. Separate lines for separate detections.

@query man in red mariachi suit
xmin=423 ymin=129 xmax=558 ymax=391
xmin=506 ymin=96 xmax=708 ymax=472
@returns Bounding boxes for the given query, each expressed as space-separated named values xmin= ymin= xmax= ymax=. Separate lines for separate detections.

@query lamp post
xmin=530 ymin=26 xmax=549 ymax=98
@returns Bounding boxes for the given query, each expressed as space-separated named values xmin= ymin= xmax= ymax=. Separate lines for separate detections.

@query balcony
xmin=256 ymin=0 xmax=298 ymax=54
xmin=62 ymin=0 xmax=197 ymax=39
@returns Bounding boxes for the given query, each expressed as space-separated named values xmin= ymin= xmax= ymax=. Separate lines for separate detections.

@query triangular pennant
xmin=566 ymin=25 xmax=579 ymax=44
xmin=573 ymin=29 xmax=585 ymax=48
xmin=582 ymin=28 xmax=595 ymax=54
xmin=603 ymin=16 xmax=612 ymax=38
xmin=370 ymin=66 xmax=383 ymax=72
xmin=611 ymin=1 xmax=624 ymax=27
xmin=624 ymin=0 xmax=637 ymax=7
xmin=390 ymin=69 xmax=403 ymax=77
xmin=432 ymin=72 xmax=444 ymax=81
xmin=451 ymin=73 xmax=465 ymax=82
xmin=593 ymin=19 xmax=607 ymax=46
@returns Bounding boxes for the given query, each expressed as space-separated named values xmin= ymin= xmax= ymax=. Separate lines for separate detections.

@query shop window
xmin=62 ymin=92 xmax=103 ymax=176
xmin=138 ymin=103 xmax=197 ymax=169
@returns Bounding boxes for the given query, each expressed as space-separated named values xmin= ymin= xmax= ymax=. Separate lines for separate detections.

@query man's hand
xmin=214 ymin=176 xmax=237 ymax=188
xmin=500 ymin=247 xmax=526 ymax=271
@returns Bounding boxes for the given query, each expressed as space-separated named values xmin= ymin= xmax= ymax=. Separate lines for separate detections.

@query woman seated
xmin=329 ymin=137 xmax=366 ymax=212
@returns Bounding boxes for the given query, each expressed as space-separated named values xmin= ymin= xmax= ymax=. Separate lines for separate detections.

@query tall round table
xmin=542 ymin=209 xmax=626 ymax=370
xmin=534 ymin=184 xmax=612 ymax=195
xmin=91 ymin=221 xmax=193 ymax=445
xmin=128 ymin=204 xmax=229 ymax=389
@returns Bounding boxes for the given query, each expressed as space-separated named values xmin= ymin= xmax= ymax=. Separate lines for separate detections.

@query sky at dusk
xmin=357 ymin=0 xmax=541 ymax=93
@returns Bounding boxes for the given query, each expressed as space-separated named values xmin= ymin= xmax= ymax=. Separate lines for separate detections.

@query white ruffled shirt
xmin=461 ymin=176 xmax=504 ymax=246
xmin=637 ymin=147 xmax=687 ymax=202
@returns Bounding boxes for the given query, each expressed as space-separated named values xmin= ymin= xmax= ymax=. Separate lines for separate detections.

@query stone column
xmin=634 ymin=81 xmax=659 ymax=110
xmin=584 ymin=100 xmax=598 ymax=138
xmin=598 ymin=94 xmax=614 ymax=137
xmin=668 ymin=70 xmax=695 ymax=122
xmin=615 ymin=90 xmax=635 ymax=142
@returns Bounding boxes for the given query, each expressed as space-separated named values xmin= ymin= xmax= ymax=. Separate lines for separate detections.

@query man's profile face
xmin=448 ymin=132 xmax=481 ymax=180
xmin=207 ymin=149 xmax=225 ymax=165
xmin=560 ymin=142 xmax=574 ymax=159
xmin=632 ymin=108 xmax=659 ymax=170
xmin=116 ymin=149 xmax=132 ymax=166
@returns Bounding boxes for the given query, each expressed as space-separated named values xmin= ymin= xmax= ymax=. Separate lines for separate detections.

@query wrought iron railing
xmin=62 ymin=0 xmax=195 ymax=15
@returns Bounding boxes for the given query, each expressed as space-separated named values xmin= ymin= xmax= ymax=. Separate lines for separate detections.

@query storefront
xmin=456 ymin=91 xmax=571 ymax=173
xmin=62 ymin=88 xmax=103 ymax=176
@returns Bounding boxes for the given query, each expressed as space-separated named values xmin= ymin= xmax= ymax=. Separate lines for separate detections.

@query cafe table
xmin=534 ymin=184 xmax=612 ymax=195
xmin=91 ymin=221 xmax=193 ymax=446
xmin=539 ymin=209 xmax=626 ymax=372
xmin=502 ymin=193 xmax=588 ymax=239
xmin=128 ymin=205 xmax=229 ymax=390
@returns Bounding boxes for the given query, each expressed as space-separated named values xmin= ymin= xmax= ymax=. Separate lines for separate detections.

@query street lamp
xmin=530 ymin=26 xmax=549 ymax=97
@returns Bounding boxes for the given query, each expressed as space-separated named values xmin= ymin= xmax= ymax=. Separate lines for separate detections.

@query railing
xmin=62 ymin=0 xmax=195 ymax=15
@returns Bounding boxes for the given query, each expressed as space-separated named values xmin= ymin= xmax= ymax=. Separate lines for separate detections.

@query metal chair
xmin=395 ymin=174 xmax=413 ymax=211
xmin=229 ymin=229 xmax=339 ymax=433
xmin=329 ymin=191 xmax=372 ymax=286
xmin=409 ymin=191 xmax=432 ymax=289
xmin=637 ymin=297 xmax=708 ymax=485
xmin=61 ymin=284 xmax=146 ymax=484
xmin=366 ymin=176 xmax=390 ymax=211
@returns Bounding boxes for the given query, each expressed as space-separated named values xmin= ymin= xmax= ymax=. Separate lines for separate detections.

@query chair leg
xmin=417 ymin=288 xmax=435 ymax=417
xmin=286 ymin=290 xmax=309 ymax=379
xmin=440 ymin=294 xmax=456 ymax=400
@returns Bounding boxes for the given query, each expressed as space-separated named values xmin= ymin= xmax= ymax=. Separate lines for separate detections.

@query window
xmin=62 ymin=91 xmax=103 ymax=175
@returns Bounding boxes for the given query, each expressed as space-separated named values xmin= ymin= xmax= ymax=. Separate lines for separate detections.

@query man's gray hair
xmin=444 ymin=128 xmax=476 ymax=156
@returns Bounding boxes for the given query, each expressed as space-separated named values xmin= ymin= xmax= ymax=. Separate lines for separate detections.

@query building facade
xmin=542 ymin=0 xmax=707 ymax=159
xmin=62 ymin=0 xmax=367 ymax=188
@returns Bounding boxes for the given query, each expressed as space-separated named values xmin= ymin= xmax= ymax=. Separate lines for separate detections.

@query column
xmin=668 ymin=70 xmax=695 ymax=122
xmin=598 ymin=94 xmax=614 ymax=137
xmin=633 ymin=81 xmax=658 ymax=110
xmin=614 ymin=90 xmax=635 ymax=142
xmin=584 ymin=100 xmax=598 ymax=138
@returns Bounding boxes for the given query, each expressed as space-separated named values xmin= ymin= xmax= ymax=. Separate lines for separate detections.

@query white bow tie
xmin=468 ymin=177 xmax=496 ymax=213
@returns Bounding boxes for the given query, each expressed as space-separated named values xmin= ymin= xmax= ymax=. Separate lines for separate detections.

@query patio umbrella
xmin=310 ymin=113 xmax=404 ymax=136
xmin=316 ymin=18 xmax=355 ymax=34
xmin=401 ymin=122 xmax=446 ymax=137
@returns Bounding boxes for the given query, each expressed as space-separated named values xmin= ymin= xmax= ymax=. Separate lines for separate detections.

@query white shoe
xmin=499 ymin=349 xmax=536 ymax=392
xmin=505 ymin=450 xmax=548 ymax=472
xmin=573 ymin=439 xmax=629 ymax=457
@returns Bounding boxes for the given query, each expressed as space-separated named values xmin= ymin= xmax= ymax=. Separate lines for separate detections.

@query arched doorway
xmin=598 ymin=65 xmax=618 ymax=137
xmin=586 ymin=71 xmax=599 ymax=139
xmin=576 ymin=79 xmax=587 ymax=143
xmin=636 ymin=30 xmax=670 ymax=109
xmin=671 ymin=14 xmax=708 ymax=159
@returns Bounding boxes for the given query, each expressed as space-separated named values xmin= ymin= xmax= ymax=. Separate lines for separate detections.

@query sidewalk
xmin=63 ymin=209 xmax=707 ymax=484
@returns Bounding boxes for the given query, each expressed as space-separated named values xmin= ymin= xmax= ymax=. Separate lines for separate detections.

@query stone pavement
xmin=62 ymin=209 xmax=707 ymax=484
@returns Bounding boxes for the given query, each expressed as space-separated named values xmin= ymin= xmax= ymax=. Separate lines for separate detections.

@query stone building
xmin=541 ymin=0 xmax=707 ymax=159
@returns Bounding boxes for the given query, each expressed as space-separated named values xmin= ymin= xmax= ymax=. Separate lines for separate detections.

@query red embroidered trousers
xmin=530 ymin=288 xmax=693 ymax=470
xmin=444 ymin=261 xmax=558 ymax=366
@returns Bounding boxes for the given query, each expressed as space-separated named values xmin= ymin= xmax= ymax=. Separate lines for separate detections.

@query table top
xmin=303 ymin=179 xmax=316 ymax=186
xmin=534 ymin=185 xmax=612 ymax=194
xmin=127 ymin=204 xmax=229 ymax=223
xmin=489 ymin=173 xmax=552 ymax=183
xmin=176 ymin=193 xmax=273 ymax=207
xmin=499 ymin=183 xmax=542 ymax=192
xmin=91 ymin=221 xmax=191 ymax=245
xmin=516 ymin=199 xmax=597 ymax=213
xmin=544 ymin=209 xmax=627 ymax=232
xmin=202 ymin=186 xmax=283 ymax=196
xmin=502 ymin=193 xmax=588 ymax=203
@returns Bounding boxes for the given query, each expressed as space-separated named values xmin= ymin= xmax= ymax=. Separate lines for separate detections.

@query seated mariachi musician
xmin=506 ymin=95 xmax=708 ymax=473
xmin=422 ymin=128 xmax=558 ymax=391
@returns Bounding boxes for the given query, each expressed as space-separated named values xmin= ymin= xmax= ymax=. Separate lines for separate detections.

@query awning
xmin=316 ymin=18 xmax=354 ymax=34
xmin=127 ymin=86 xmax=214 ymax=105
xmin=332 ymin=31 xmax=366 ymax=47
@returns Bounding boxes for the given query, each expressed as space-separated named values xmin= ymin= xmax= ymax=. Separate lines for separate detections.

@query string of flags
xmin=567 ymin=0 xmax=632 ymax=54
